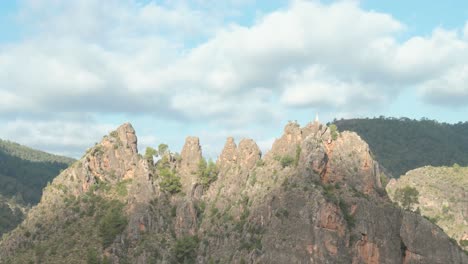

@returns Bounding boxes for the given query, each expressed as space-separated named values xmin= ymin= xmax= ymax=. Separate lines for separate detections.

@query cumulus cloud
xmin=0 ymin=117 xmax=116 ymax=158
xmin=2 ymin=0 xmax=468 ymax=156
xmin=419 ymin=65 xmax=468 ymax=106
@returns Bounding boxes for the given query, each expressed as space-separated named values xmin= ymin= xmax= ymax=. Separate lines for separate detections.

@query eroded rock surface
xmin=179 ymin=136 xmax=203 ymax=193
xmin=1 ymin=121 xmax=466 ymax=264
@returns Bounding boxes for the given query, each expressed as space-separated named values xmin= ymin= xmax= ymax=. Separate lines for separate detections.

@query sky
xmin=1 ymin=0 xmax=468 ymax=159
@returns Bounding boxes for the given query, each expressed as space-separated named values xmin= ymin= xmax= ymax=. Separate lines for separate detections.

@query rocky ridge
xmin=386 ymin=166 xmax=468 ymax=251
xmin=0 ymin=121 xmax=466 ymax=263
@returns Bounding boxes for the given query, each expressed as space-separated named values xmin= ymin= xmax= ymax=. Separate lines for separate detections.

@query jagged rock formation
xmin=387 ymin=166 xmax=468 ymax=251
xmin=0 ymin=122 xmax=466 ymax=264
xmin=179 ymin=136 xmax=203 ymax=193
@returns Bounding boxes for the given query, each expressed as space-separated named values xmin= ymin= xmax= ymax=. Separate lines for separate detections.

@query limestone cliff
xmin=0 ymin=122 xmax=466 ymax=264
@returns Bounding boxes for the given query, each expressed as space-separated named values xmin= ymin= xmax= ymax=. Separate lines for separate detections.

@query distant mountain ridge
xmin=0 ymin=138 xmax=75 ymax=236
xmin=334 ymin=117 xmax=468 ymax=177
xmin=0 ymin=139 xmax=75 ymax=164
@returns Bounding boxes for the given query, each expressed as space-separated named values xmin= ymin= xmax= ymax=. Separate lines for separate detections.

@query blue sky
xmin=1 ymin=0 xmax=468 ymax=158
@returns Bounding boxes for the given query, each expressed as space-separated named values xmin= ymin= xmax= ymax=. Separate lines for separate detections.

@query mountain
xmin=0 ymin=139 xmax=75 ymax=236
xmin=333 ymin=117 xmax=468 ymax=178
xmin=386 ymin=165 xmax=468 ymax=251
xmin=0 ymin=122 xmax=466 ymax=263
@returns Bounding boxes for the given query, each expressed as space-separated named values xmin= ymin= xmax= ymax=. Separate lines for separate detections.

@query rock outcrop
xmin=179 ymin=136 xmax=203 ymax=193
xmin=217 ymin=137 xmax=237 ymax=170
xmin=1 ymin=121 xmax=466 ymax=264
xmin=210 ymin=137 xmax=262 ymax=202
xmin=387 ymin=165 xmax=468 ymax=251
xmin=266 ymin=121 xmax=329 ymax=159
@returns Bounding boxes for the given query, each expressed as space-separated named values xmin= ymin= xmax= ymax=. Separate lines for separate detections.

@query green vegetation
xmin=329 ymin=124 xmax=338 ymax=140
xmin=0 ymin=139 xmax=74 ymax=236
xmin=86 ymin=248 xmax=100 ymax=264
xmin=256 ymin=159 xmax=265 ymax=167
xmin=0 ymin=201 xmax=23 ymax=236
xmin=339 ymin=198 xmax=355 ymax=228
xmin=394 ymin=186 xmax=419 ymax=210
xmin=275 ymin=208 xmax=289 ymax=219
xmin=294 ymin=145 xmax=301 ymax=167
xmin=279 ymin=155 xmax=294 ymax=168
xmin=145 ymin=143 xmax=170 ymax=162
xmin=144 ymin=147 xmax=158 ymax=160
xmin=274 ymin=147 xmax=301 ymax=168
xmin=0 ymin=139 xmax=74 ymax=204
xmin=321 ymin=183 xmax=338 ymax=203
xmin=148 ymin=143 xmax=183 ymax=194
xmin=239 ymin=223 xmax=264 ymax=252
xmin=158 ymin=143 xmax=169 ymax=156
xmin=98 ymin=200 xmax=128 ymax=248
xmin=334 ymin=117 xmax=468 ymax=177
xmin=249 ymin=172 xmax=257 ymax=186
xmin=198 ymin=158 xmax=219 ymax=189
xmin=173 ymin=235 xmax=199 ymax=263
xmin=115 ymin=179 xmax=132 ymax=197
xmin=159 ymin=167 xmax=182 ymax=194
xmin=460 ymin=239 xmax=468 ymax=247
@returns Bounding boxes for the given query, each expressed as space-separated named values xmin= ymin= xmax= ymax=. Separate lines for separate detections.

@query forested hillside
xmin=0 ymin=139 xmax=75 ymax=235
xmin=334 ymin=117 xmax=468 ymax=177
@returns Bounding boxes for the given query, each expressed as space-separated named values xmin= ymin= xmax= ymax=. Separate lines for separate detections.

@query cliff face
xmin=0 ymin=121 xmax=466 ymax=264
xmin=386 ymin=166 xmax=468 ymax=251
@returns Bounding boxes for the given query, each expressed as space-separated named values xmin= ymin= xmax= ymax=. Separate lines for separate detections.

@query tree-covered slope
xmin=334 ymin=117 xmax=468 ymax=177
xmin=0 ymin=139 xmax=75 ymax=236
xmin=0 ymin=139 xmax=75 ymax=204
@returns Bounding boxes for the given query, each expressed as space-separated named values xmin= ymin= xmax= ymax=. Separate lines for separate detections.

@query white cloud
xmin=0 ymin=118 xmax=115 ymax=158
xmin=419 ymin=65 xmax=468 ymax=106
xmin=2 ymin=0 xmax=468 ymax=156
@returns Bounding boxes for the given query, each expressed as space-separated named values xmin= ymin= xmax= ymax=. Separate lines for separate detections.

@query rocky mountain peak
xmin=216 ymin=137 xmax=261 ymax=172
xmin=267 ymin=121 xmax=329 ymax=159
xmin=114 ymin=122 xmax=138 ymax=154
xmin=325 ymin=131 xmax=382 ymax=195
xmin=37 ymin=122 xmax=146 ymax=199
xmin=180 ymin=136 xmax=202 ymax=173
xmin=297 ymin=128 xmax=384 ymax=198
xmin=237 ymin=139 xmax=261 ymax=170
xmin=217 ymin=137 xmax=237 ymax=170
xmin=179 ymin=136 xmax=203 ymax=193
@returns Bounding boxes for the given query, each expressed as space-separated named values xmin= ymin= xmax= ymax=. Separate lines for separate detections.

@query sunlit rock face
xmin=1 ymin=121 xmax=466 ymax=264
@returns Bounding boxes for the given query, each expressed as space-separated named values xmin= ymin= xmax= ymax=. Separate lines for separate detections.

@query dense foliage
xmin=0 ymin=139 xmax=74 ymax=237
xmin=197 ymin=158 xmax=218 ymax=189
xmin=0 ymin=139 xmax=74 ymax=164
xmin=98 ymin=200 xmax=128 ymax=248
xmin=0 ymin=201 xmax=23 ymax=235
xmin=172 ymin=235 xmax=199 ymax=263
xmin=0 ymin=139 xmax=75 ymax=204
xmin=159 ymin=166 xmax=182 ymax=194
xmin=156 ymin=148 xmax=182 ymax=194
xmin=394 ymin=186 xmax=419 ymax=210
xmin=334 ymin=117 xmax=468 ymax=177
